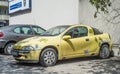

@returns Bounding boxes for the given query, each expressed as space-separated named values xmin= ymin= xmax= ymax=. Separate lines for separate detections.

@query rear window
xmin=92 ymin=28 xmax=103 ymax=35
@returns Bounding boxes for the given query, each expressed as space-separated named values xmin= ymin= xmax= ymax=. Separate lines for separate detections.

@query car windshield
xmin=41 ymin=25 xmax=70 ymax=36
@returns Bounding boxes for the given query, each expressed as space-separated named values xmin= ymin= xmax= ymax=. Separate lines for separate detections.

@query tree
xmin=89 ymin=0 xmax=111 ymax=18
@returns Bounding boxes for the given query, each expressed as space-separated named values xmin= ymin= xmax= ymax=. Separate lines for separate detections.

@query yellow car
xmin=11 ymin=24 xmax=113 ymax=67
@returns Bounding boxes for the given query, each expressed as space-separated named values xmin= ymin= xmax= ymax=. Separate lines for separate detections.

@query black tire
xmin=4 ymin=43 xmax=15 ymax=55
xmin=0 ymin=48 xmax=4 ymax=53
xmin=99 ymin=45 xmax=110 ymax=59
xmin=39 ymin=48 xmax=58 ymax=67
xmin=110 ymin=50 xmax=114 ymax=57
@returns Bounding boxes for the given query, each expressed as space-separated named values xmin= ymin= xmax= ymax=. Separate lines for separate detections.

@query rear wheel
xmin=99 ymin=45 xmax=110 ymax=59
xmin=39 ymin=48 xmax=58 ymax=67
xmin=4 ymin=43 xmax=15 ymax=55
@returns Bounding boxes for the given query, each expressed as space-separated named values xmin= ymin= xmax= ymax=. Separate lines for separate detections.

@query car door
xmin=61 ymin=26 xmax=90 ymax=58
xmin=13 ymin=26 xmax=34 ymax=41
xmin=73 ymin=27 xmax=99 ymax=55
xmin=87 ymin=28 xmax=101 ymax=54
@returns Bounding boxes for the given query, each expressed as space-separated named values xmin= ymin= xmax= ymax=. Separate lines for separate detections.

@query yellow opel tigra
xmin=11 ymin=24 xmax=113 ymax=67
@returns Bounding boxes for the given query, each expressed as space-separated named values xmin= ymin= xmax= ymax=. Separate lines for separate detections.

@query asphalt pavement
xmin=0 ymin=47 xmax=120 ymax=74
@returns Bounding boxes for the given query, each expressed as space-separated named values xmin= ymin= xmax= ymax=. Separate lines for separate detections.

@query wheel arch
xmin=100 ymin=42 xmax=113 ymax=56
xmin=100 ymin=42 xmax=110 ymax=48
xmin=40 ymin=45 xmax=59 ymax=57
xmin=4 ymin=40 xmax=17 ymax=48
xmin=39 ymin=45 xmax=59 ymax=66
xmin=100 ymin=42 xmax=110 ymax=50
xmin=99 ymin=42 xmax=111 ymax=59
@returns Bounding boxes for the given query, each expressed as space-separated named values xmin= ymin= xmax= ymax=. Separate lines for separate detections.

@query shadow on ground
xmin=0 ymin=51 xmax=120 ymax=74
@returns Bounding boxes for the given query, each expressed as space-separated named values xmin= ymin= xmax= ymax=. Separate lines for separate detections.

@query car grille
xmin=11 ymin=49 xmax=20 ymax=57
xmin=11 ymin=49 xmax=30 ymax=57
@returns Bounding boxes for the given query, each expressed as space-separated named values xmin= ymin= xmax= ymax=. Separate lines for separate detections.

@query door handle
xmin=86 ymin=38 xmax=89 ymax=41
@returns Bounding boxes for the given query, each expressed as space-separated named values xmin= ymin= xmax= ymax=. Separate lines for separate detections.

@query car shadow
xmin=13 ymin=56 xmax=99 ymax=67
xmin=13 ymin=62 xmax=40 ymax=67
xmin=56 ymin=56 xmax=99 ymax=65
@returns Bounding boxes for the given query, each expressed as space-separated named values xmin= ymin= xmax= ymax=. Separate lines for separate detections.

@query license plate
xmin=11 ymin=51 xmax=18 ymax=56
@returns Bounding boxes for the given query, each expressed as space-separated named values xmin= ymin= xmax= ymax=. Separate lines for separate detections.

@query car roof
xmin=0 ymin=24 xmax=43 ymax=31
xmin=9 ymin=24 xmax=38 ymax=27
xmin=71 ymin=24 xmax=90 ymax=27
xmin=56 ymin=24 xmax=90 ymax=28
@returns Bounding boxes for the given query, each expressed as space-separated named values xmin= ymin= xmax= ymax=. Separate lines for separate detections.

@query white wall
xmin=10 ymin=0 xmax=120 ymax=44
xmin=79 ymin=0 xmax=120 ymax=44
xmin=10 ymin=0 xmax=79 ymax=29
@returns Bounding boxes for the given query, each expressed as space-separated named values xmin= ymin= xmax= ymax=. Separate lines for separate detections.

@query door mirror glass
xmin=63 ymin=35 xmax=71 ymax=40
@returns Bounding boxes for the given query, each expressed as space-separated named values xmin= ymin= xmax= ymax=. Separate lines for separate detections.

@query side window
xmin=77 ymin=27 xmax=88 ymax=37
xmin=65 ymin=27 xmax=88 ymax=38
xmin=21 ymin=26 xmax=32 ymax=35
xmin=14 ymin=27 xmax=21 ymax=34
xmin=51 ymin=28 xmax=60 ymax=35
xmin=65 ymin=27 xmax=79 ymax=38
xmin=92 ymin=28 xmax=103 ymax=35
xmin=32 ymin=26 xmax=45 ymax=35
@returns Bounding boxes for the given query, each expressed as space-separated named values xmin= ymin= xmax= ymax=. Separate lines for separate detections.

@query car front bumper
xmin=11 ymin=49 xmax=41 ymax=63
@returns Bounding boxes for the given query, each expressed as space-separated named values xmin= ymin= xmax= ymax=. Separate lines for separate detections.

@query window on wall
xmin=0 ymin=8 xmax=8 ymax=15
xmin=0 ymin=0 xmax=8 ymax=1
xmin=0 ymin=8 xmax=2 ymax=14
xmin=4 ymin=9 xmax=8 ymax=14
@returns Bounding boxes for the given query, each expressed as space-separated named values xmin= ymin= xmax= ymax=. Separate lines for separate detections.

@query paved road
xmin=0 ymin=47 xmax=120 ymax=74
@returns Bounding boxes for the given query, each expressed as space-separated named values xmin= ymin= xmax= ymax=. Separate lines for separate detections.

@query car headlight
xmin=22 ymin=45 xmax=40 ymax=51
xmin=22 ymin=46 xmax=35 ymax=51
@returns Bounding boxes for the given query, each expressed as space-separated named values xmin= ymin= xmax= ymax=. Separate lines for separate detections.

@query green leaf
xmin=101 ymin=7 xmax=105 ymax=11
xmin=89 ymin=0 xmax=111 ymax=18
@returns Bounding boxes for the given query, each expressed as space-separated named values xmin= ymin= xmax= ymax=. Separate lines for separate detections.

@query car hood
xmin=13 ymin=36 xmax=59 ymax=49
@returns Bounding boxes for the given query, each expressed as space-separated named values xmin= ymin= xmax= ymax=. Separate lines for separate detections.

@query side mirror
xmin=63 ymin=35 xmax=71 ymax=40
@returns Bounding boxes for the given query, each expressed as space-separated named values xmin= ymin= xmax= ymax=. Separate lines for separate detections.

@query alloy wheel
xmin=4 ymin=43 xmax=14 ymax=55
xmin=40 ymin=48 xmax=57 ymax=67
xmin=99 ymin=45 xmax=110 ymax=59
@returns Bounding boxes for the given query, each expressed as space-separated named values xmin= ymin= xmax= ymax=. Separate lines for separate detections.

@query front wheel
xmin=99 ymin=45 xmax=110 ymax=59
xmin=4 ymin=43 xmax=15 ymax=55
xmin=39 ymin=48 xmax=58 ymax=67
